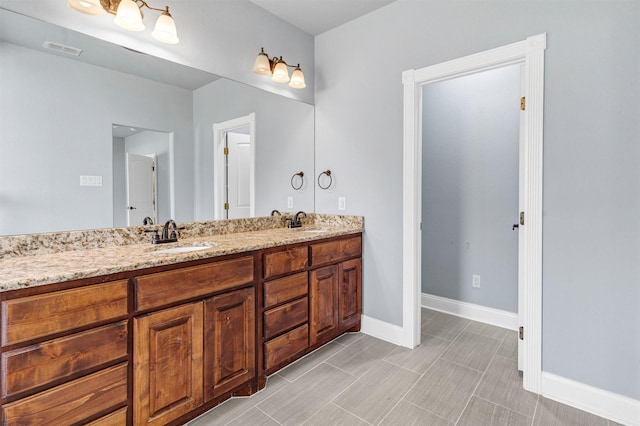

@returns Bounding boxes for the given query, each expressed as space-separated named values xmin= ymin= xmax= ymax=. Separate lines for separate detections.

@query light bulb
xmin=252 ymin=50 xmax=271 ymax=75
xmin=67 ymin=0 xmax=103 ymax=15
xmin=289 ymin=65 xmax=306 ymax=89
xmin=152 ymin=8 xmax=179 ymax=44
xmin=114 ymin=0 xmax=145 ymax=32
xmin=271 ymin=60 xmax=290 ymax=83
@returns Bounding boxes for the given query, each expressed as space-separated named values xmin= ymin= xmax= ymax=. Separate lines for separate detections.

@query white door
xmin=226 ymin=132 xmax=251 ymax=219
xmin=126 ymin=153 xmax=156 ymax=226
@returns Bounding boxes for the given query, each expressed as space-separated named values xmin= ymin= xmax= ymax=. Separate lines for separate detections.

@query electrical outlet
xmin=338 ymin=196 xmax=346 ymax=211
xmin=472 ymin=274 xmax=481 ymax=288
xmin=287 ymin=196 xmax=293 ymax=209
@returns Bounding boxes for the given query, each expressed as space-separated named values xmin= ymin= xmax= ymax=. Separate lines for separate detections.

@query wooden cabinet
xmin=259 ymin=234 xmax=362 ymax=382
xmin=309 ymin=236 xmax=363 ymax=346
xmin=133 ymin=302 xmax=204 ymax=426
xmin=1 ymin=281 xmax=129 ymax=426
xmin=133 ymin=255 xmax=256 ymax=425
xmin=261 ymin=252 xmax=310 ymax=375
xmin=339 ymin=258 xmax=362 ymax=330
xmin=2 ymin=231 xmax=360 ymax=425
xmin=309 ymin=265 xmax=339 ymax=346
xmin=204 ymin=287 xmax=255 ymax=401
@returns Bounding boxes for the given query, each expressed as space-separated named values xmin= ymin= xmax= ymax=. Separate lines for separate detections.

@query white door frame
xmin=213 ymin=113 xmax=256 ymax=219
xmin=402 ymin=33 xmax=546 ymax=393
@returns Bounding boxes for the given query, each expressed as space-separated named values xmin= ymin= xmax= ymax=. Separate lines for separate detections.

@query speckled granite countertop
xmin=1 ymin=217 xmax=363 ymax=292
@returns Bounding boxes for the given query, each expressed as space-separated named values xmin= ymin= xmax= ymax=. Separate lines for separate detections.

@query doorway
xmin=213 ymin=113 xmax=256 ymax=219
xmin=402 ymin=34 xmax=546 ymax=393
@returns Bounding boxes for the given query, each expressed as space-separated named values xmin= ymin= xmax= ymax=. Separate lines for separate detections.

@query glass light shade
xmin=252 ymin=53 xmax=272 ymax=75
xmin=289 ymin=66 xmax=306 ymax=89
xmin=67 ymin=0 xmax=103 ymax=15
xmin=271 ymin=61 xmax=290 ymax=83
xmin=152 ymin=12 xmax=179 ymax=44
xmin=114 ymin=0 xmax=145 ymax=31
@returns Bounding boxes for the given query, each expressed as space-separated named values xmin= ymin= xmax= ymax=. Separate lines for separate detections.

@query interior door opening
xmin=213 ymin=113 xmax=256 ymax=220
xmin=403 ymin=33 xmax=546 ymax=392
xmin=420 ymin=64 xmax=523 ymax=370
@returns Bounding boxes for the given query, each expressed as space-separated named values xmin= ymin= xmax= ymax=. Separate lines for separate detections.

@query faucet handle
xmin=144 ymin=228 xmax=160 ymax=244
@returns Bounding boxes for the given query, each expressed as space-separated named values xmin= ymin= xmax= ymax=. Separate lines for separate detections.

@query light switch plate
xmin=287 ymin=196 xmax=293 ymax=209
xmin=80 ymin=175 xmax=102 ymax=187
xmin=338 ymin=196 xmax=346 ymax=211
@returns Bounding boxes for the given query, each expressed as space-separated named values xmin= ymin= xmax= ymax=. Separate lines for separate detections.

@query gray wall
xmin=315 ymin=0 xmax=640 ymax=399
xmin=0 ymin=42 xmax=193 ymax=235
xmin=112 ymin=137 xmax=126 ymax=227
xmin=422 ymin=65 xmax=520 ymax=313
xmin=193 ymin=78 xmax=315 ymax=219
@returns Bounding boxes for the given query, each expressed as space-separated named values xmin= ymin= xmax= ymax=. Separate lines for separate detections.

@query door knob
xmin=127 ymin=206 xmax=137 ymax=210
xmin=512 ymin=224 xmax=519 ymax=230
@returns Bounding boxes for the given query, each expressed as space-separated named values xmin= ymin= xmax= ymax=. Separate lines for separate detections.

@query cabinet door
xmin=133 ymin=303 xmax=203 ymax=426
xmin=309 ymin=265 xmax=339 ymax=346
xmin=204 ymin=287 xmax=255 ymax=401
xmin=339 ymin=258 xmax=362 ymax=330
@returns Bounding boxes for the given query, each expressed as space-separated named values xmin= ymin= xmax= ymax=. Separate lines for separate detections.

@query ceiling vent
xmin=43 ymin=41 xmax=83 ymax=56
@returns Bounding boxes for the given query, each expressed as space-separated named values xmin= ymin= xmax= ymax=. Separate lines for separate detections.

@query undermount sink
xmin=149 ymin=242 xmax=216 ymax=254
xmin=298 ymin=228 xmax=330 ymax=233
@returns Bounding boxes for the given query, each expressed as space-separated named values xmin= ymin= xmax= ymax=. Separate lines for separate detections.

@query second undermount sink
xmin=298 ymin=228 xmax=330 ymax=233
xmin=149 ymin=242 xmax=216 ymax=254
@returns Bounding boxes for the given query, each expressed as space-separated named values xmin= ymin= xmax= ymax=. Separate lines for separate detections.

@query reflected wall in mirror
xmin=112 ymin=126 xmax=174 ymax=227
xmin=0 ymin=8 xmax=314 ymax=236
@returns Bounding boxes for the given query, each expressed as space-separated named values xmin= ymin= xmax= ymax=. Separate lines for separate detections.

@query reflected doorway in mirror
xmin=213 ymin=113 xmax=256 ymax=220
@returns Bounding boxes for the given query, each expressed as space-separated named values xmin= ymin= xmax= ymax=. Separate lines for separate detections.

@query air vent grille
xmin=43 ymin=41 xmax=82 ymax=56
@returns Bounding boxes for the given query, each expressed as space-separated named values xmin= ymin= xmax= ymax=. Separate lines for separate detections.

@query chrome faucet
xmin=161 ymin=219 xmax=178 ymax=242
xmin=287 ymin=211 xmax=307 ymax=228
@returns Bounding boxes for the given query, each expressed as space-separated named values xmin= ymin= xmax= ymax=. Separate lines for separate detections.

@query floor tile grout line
xmin=325 ymin=402 xmax=376 ymax=426
xmin=472 ymin=394 xmax=534 ymax=422
xmin=530 ymin=395 xmax=540 ymax=426
xmin=453 ymin=344 xmax=502 ymax=425
xmin=254 ymin=405 xmax=284 ymax=426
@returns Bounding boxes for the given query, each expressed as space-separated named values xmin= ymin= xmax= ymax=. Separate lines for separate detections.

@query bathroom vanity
xmin=0 ymin=215 xmax=362 ymax=425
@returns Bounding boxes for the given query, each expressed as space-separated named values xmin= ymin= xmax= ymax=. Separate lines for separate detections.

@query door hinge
xmin=224 ymin=147 xmax=229 ymax=155
xmin=519 ymin=326 xmax=524 ymax=340
xmin=224 ymin=202 xmax=229 ymax=210
xmin=520 ymin=96 xmax=526 ymax=111
xmin=519 ymin=211 xmax=525 ymax=226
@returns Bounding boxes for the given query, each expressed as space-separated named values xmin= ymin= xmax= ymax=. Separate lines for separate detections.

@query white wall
xmin=0 ymin=0 xmax=315 ymax=104
xmin=193 ymin=78 xmax=315 ymax=219
xmin=422 ymin=65 xmax=520 ymax=313
xmin=315 ymin=0 xmax=640 ymax=400
xmin=0 ymin=42 xmax=193 ymax=235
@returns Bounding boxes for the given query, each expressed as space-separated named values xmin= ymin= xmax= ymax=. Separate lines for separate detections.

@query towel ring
xmin=317 ymin=170 xmax=332 ymax=190
xmin=291 ymin=171 xmax=304 ymax=190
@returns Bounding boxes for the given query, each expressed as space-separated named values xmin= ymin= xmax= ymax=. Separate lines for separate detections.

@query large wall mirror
xmin=0 ymin=8 xmax=315 ymax=236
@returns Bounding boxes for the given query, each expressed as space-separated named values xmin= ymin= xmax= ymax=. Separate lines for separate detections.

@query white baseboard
xmin=541 ymin=372 xmax=640 ymax=426
xmin=421 ymin=293 xmax=518 ymax=331
xmin=360 ymin=314 xmax=405 ymax=346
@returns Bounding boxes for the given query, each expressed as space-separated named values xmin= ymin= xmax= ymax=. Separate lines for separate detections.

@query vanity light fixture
xmin=66 ymin=0 xmax=179 ymax=44
xmin=252 ymin=47 xmax=306 ymax=89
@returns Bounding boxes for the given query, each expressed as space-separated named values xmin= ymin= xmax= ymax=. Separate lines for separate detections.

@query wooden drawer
xmin=310 ymin=235 xmax=362 ymax=267
xmin=86 ymin=407 xmax=127 ymax=426
xmin=263 ymin=272 xmax=308 ymax=308
xmin=1 ymin=363 xmax=128 ymax=426
xmin=263 ymin=246 xmax=308 ymax=279
xmin=264 ymin=324 xmax=308 ymax=371
xmin=136 ymin=255 xmax=254 ymax=311
xmin=2 ymin=321 xmax=128 ymax=398
xmin=264 ymin=297 xmax=308 ymax=339
xmin=1 ymin=280 xmax=128 ymax=346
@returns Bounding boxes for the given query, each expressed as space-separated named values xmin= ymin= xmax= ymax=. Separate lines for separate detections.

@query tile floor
xmin=189 ymin=309 xmax=621 ymax=426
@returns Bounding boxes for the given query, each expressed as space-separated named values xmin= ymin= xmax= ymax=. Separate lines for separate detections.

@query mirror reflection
xmin=0 ymin=8 xmax=314 ymax=236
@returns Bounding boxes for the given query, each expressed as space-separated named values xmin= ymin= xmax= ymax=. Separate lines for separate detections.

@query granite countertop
xmin=1 ymin=225 xmax=362 ymax=292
